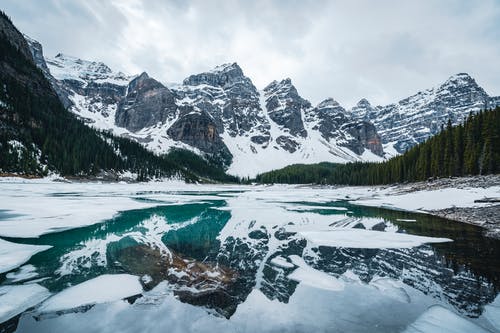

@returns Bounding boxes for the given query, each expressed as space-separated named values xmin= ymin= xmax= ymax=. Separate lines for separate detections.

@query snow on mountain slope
xmin=46 ymin=53 xmax=130 ymax=86
xmin=351 ymin=73 xmax=500 ymax=153
xmin=28 ymin=40 xmax=384 ymax=177
xmin=27 ymin=35 xmax=498 ymax=177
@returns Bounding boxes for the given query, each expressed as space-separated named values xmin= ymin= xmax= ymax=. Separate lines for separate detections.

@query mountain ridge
xmin=24 ymin=35 xmax=500 ymax=177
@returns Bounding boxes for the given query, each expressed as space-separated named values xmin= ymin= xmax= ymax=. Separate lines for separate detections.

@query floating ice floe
xmin=403 ymin=305 xmax=490 ymax=333
xmin=287 ymin=255 xmax=344 ymax=291
xmin=6 ymin=264 xmax=39 ymax=282
xmin=0 ymin=239 xmax=51 ymax=274
xmin=39 ymin=274 xmax=143 ymax=313
xmin=299 ymin=229 xmax=452 ymax=249
xmin=0 ymin=284 xmax=50 ymax=323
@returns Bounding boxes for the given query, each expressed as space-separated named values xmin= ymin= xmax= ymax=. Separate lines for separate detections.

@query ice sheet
xmin=39 ymin=274 xmax=143 ymax=312
xmin=5 ymin=264 xmax=39 ymax=282
xmin=0 ymin=284 xmax=50 ymax=323
xmin=299 ymin=229 xmax=452 ymax=249
xmin=482 ymin=294 xmax=500 ymax=330
xmin=404 ymin=305 xmax=490 ymax=333
xmin=0 ymin=239 xmax=51 ymax=273
xmin=287 ymin=255 xmax=344 ymax=291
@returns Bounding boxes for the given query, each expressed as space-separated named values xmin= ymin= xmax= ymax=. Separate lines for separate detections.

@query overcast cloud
xmin=3 ymin=0 xmax=500 ymax=107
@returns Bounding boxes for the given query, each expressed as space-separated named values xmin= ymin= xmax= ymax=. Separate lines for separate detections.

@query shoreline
xmin=348 ymin=174 xmax=500 ymax=239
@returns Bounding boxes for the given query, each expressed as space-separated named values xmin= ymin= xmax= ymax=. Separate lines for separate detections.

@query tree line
xmin=256 ymin=107 xmax=500 ymax=185
xmin=0 ymin=17 xmax=234 ymax=182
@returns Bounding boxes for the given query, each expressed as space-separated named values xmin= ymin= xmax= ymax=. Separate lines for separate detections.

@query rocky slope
xmin=351 ymin=73 xmax=500 ymax=154
xmin=25 ymin=35 xmax=499 ymax=176
xmin=26 ymin=38 xmax=384 ymax=177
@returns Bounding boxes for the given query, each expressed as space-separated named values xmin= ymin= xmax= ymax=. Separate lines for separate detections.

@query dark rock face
xmin=178 ymin=63 xmax=270 ymax=141
xmin=305 ymin=98 xmax=349 ymax=138
xmin=276 ymin=135 xmax=299 ymax=153
xmin=263 ymin=79 xmax=309 ymax=138
xmin=167 ymin=108 xmax=232 ymax=167
xmin=305 ymin=98 xmax=383 ymax=156
xmin=351 ymin=98 xmax=378 ymax=122
xmin=342 ymin=121 xmax=384 ymax=156
xmin=25 ymin=37 xmax=73 ymax=109
xmin=115 ymin=72 xmax=178 ymax=132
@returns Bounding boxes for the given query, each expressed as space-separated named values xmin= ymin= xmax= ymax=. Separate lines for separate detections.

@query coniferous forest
xmin=0 ymin=14 xmax=234 ymax=182
xmin=256 ymin=108 xmax=500 ymax=185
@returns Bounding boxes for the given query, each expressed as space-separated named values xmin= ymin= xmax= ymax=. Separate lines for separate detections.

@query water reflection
xmin=1 ymin=196 xmax=499 ymax=329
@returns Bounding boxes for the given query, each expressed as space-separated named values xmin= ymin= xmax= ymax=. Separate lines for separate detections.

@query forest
xmin=0 ymin=16 xmax=233 ymax=182
xmin=256 ymin=107 xmax=500 ymax=185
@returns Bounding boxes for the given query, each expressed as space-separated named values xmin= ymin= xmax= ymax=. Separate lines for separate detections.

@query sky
xmin=3 ymin=0 xmax=500 ymax=107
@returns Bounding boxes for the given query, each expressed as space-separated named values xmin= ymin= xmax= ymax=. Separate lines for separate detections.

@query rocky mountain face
xmin=264 ymin=78 xmax=309 ymax=138
xmin=351 ymin=73 xmax=500 ymax=154
xmin=26 ymin=39 xmax=384 ymax=176
xmin=305 ymin=98 xmax=383 ymax=156
xmin=24 ymin=35 xmax=499 ymax=176
xmin=115 ymin=72 xmax=177 ymax=132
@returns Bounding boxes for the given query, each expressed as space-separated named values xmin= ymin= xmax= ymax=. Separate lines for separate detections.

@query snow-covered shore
xmin=348 ymin=175 xmax=500 ymax=238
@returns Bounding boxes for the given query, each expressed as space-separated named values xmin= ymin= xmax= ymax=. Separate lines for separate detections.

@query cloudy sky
xmin=3 ymin=0 xmax=500 ymax=107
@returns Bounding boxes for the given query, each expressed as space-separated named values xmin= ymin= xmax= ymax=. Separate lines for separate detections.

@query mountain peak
xmin=356 ymin=98 xmax=371 ymax=107
xmin=264 ymin=78 xmax=294 ymax=93
xmin=183 ymin=62 xmax=250 ymax=87
xmin=46 ymin=53 xmax=130 ymax=85
xmin=442 ymin=72 xmax=477 ymax=88
xmin=317 ymin=98 xmax=342 ymax=109
xmin=210 ymin=62 xmax=241 ymax=74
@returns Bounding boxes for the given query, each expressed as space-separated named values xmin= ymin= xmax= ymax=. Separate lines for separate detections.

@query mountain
xmin=351 ymin=73 xmax=500 ymax=154
xmin=23 ymin=35 xmax=500 ymax=178
xmin=27 ymin=42 xmax=384 ymax=177
xmin=0 ymin=11 xmax=237 ymax=182
xmin=257 ymin=107 xmax=500 ymax=185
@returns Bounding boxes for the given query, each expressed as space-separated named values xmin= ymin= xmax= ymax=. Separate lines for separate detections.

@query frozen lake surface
xmin=0 ymin=179 xmax=499 ymax=332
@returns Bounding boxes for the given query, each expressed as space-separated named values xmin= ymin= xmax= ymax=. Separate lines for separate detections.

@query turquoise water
xmin=1 ymin=188 xmax=499 ymax=332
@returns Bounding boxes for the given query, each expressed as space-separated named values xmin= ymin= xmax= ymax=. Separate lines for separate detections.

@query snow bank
xmin=0 ymin=239 xmax=51 ymax=273
xmin=287 ymin=255 xmax=344 ymax=291
xmin=39 ymin=274 xmax=142 ymax=312
xmin=299 ymin=229 xmax=452 ymax=249
xmin=404 ymin=305 xmax=490 ymax=333
xmin=0 ymin=284 xmax=50 ymax=323
xmin=355 ymin=186 xmax=500 ymax=212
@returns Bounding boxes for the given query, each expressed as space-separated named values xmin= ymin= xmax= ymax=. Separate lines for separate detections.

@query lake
xmin=0 ymin=181 xmax=499 ymax=332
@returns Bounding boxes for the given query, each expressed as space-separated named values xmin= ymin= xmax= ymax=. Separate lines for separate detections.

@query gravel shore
xmin=392 ymin=175 xmax=500 ymax=239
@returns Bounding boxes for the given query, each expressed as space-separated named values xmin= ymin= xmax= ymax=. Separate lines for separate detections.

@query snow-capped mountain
xmin=351 ymin=73 xmax=500 ymax=154
xmin=25 ymin=37 xmax=384 ymax=177
xmin=25 ymin=35 xmax=499 ymax=177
